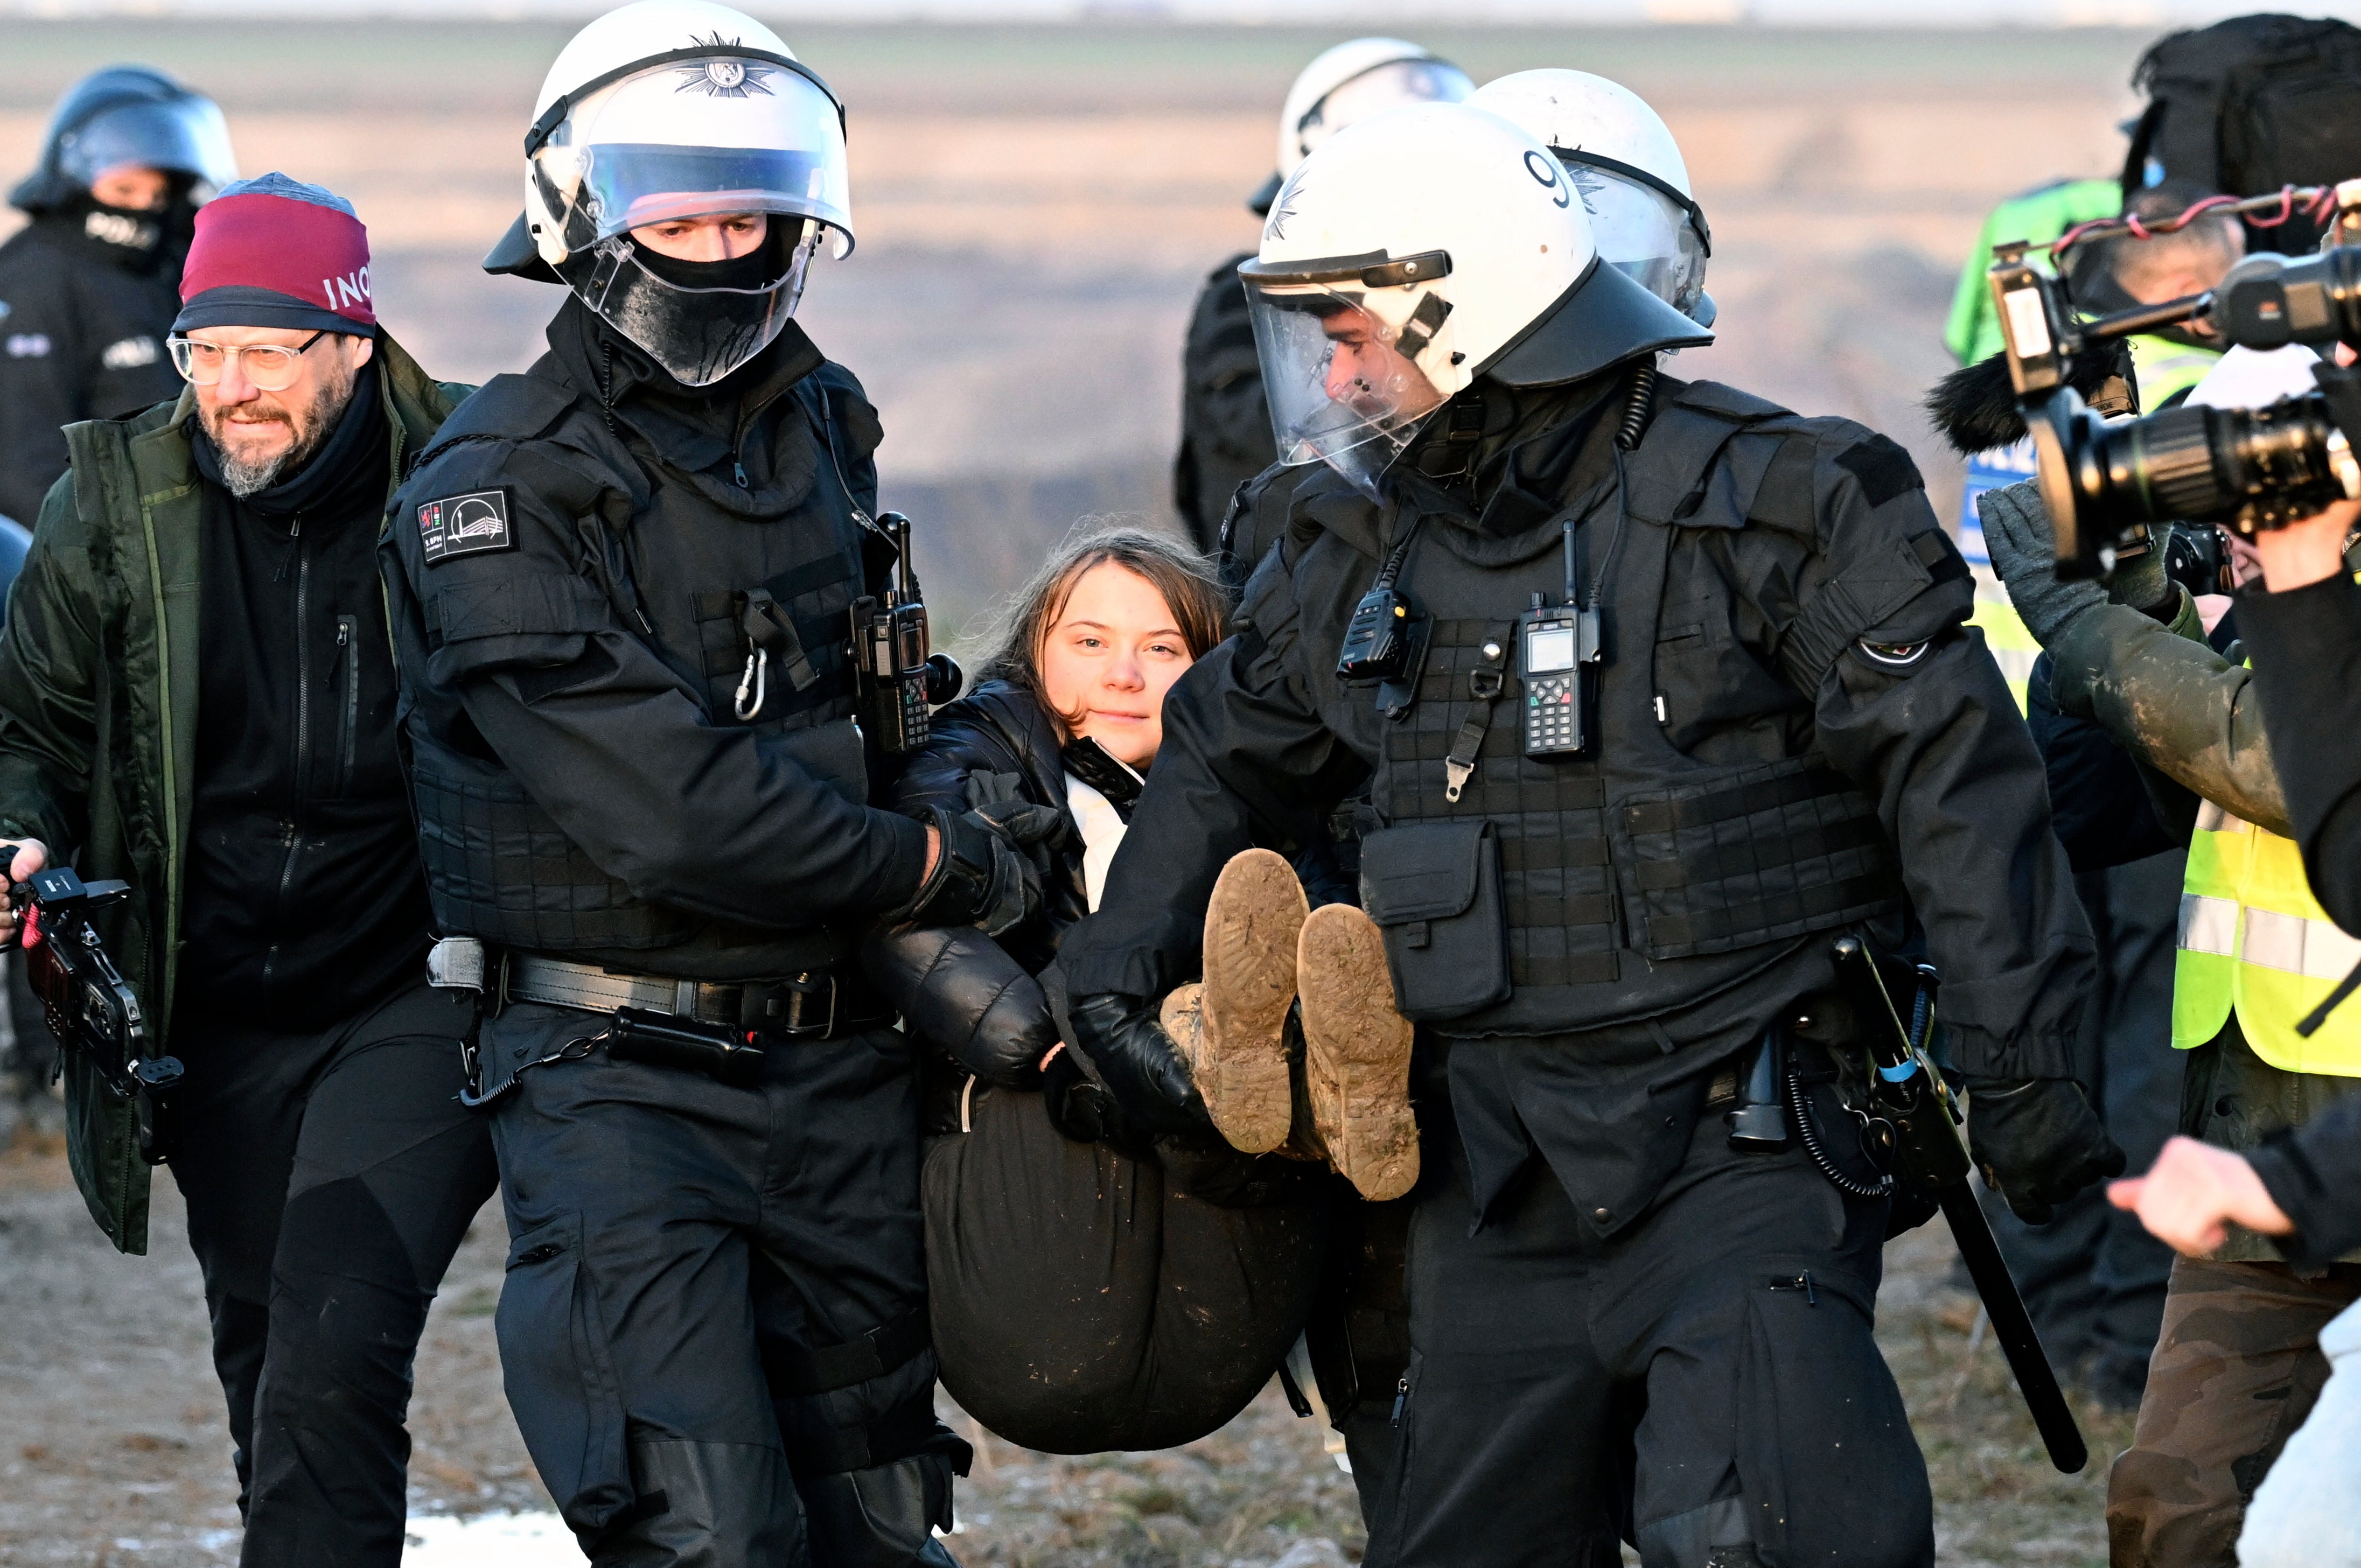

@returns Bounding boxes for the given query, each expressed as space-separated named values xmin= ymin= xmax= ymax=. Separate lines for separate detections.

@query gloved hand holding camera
xmin=1980 ymin=479 xmax=2174 ymax=648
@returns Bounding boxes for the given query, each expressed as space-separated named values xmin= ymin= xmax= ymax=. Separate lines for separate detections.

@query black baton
xmin=1830 ymin=935 xmax=2088 ymax=1475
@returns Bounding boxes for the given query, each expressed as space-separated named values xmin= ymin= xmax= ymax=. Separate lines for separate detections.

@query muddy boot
xmin=1180 ymin=848 xmax=1309 ymax=1154
xmin=1297 ymin=903 xmax=1419 ymax=1202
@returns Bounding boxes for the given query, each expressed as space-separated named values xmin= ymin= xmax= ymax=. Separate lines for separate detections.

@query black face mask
xmin=558 ymin=225 xmax=808 ymax=389
xmin=72 ymin=193 xmax=164 ymax=256
xmin=627 ymin=233 xmax=782 ymax=292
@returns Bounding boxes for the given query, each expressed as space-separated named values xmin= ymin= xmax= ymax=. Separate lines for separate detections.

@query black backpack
xmin=2122 ymin=13 xmax=2361 ymax=253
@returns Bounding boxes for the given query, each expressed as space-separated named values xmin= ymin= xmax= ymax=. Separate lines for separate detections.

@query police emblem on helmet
xmin=674 ymin=38 xmax=772 ymax=97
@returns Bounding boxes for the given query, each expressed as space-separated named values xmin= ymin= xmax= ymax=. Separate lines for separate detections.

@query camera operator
xmin=0 ymin=175 xmax=493 ymax=1566
xmin=1979 ymin=337 xmax=2361 ymax=1567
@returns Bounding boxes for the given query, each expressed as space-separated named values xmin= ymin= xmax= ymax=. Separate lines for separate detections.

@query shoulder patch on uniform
xmin=417 ymin=488 xmax=515 ymax=565
xmin=1835 ymin=434 xmax=1923 ymax=508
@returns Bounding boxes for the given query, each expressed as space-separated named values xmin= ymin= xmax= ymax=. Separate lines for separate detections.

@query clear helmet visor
xmin=560 ymin=218 xmax=821 ymax=389
xmin=535 ymin=55 xmax=851 ymax=256
xmin=1294 ymin=59 xmax=1475 ymax=166
xmin=60 ymin=96 xmax=236 ymax=197
xmin=1246 ymin=278 xmax=1451 ymax=502
xmin=1562 ymin=162 xmax=1708 ymax=321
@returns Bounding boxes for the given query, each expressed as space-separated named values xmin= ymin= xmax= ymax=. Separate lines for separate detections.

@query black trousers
xmin=484 ymin=1003 xmax=969 ymax=1568
xmin=167 ymin=979 xmax=497 ymax=1568
xmin=923 ymin=1079 xmax=1326 ymax=1453
xmin=1370 ymin=1087 xmax=1933 ymax=1568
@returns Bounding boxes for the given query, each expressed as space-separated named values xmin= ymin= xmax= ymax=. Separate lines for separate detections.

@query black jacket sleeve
xmin=2238 ymin=571 xmax=2361 ymax=934
xmin=2025 ymin=652 xmax=2180 ymax=871
xmin=891 ymin=700 xmax=1030 ymax=820
xmin=2246 ymin=1092 xmax=2361 ymax=1269
xmin=388 ymin=441 xmax=927 ymax=929
xmin=1756 ymin=424 xmax=2095 ymax=1079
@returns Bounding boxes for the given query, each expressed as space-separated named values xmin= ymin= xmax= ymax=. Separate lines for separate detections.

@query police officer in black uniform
xmin=1067 ymin=102 xmax=2125 ymax=1566
xmin=1173 ymin=38 xmax=1469 ymax=559
xmin=0 ymin=66 xmax=235 ymax=529
xmin=381 ymin=6 xmax=1048 ymax=1562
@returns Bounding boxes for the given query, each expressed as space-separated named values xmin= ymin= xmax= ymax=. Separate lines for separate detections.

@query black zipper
xmin=334 ymin=614 xmax=359 ymax=797
xmin=261 ymin=515 xmax=312 ymax=997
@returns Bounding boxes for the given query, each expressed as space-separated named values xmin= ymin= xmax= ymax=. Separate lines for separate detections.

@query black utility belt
xmin=500 ymin=951 xmax=895 ymax=1042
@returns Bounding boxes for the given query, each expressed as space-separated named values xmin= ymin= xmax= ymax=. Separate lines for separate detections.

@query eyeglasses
xmin=167 ymin=330 xmax=330 ymax=392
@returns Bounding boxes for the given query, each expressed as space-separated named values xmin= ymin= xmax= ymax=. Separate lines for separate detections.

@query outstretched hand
xmin=2109 ymin=1135 xmax=2294 ymax=1256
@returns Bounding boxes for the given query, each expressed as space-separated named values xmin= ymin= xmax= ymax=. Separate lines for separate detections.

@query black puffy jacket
xmin=865 ymin=680 xmax=1129 ymax=1086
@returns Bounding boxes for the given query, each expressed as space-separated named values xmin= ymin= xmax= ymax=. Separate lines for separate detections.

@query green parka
xmin=0 ymin=334 xmax=468 ymax=1252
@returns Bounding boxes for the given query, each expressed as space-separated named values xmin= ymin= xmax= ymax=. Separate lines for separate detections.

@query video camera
xmin=1986 ymin=181 xmax=2361 ymax=577
xmin=12 ymin=867 xmax=179 ymax=1163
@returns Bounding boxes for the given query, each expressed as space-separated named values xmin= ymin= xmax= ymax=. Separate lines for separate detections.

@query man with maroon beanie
xmin=0 ymin=173 xmax=491 ymax=1566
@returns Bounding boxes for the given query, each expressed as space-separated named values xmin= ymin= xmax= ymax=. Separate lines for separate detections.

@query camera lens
xmin=2035 ymin=387 xmax=2353 ymax=576
xmin=2104 ymin=407 xmax=2225 ymax=522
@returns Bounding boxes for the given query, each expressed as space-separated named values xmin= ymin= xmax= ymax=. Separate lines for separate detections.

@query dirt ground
xmin=0 ymin=1108 xmax=2135 ymax=1568
xmin=0 ymin=19 xmax=2167 ymax=1565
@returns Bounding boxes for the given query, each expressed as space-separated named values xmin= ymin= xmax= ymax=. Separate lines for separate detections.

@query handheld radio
xmin=849 ymin=512 xmax=962 ymax=754
xmin=1517 ymin=517 xmax=1602 ymax=757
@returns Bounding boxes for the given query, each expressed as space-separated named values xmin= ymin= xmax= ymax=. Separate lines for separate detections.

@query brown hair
xmin=968 ymin=521 xmax=1231 ymax=716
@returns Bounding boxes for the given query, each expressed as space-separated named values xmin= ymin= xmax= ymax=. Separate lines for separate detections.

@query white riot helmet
xmin=1241 ymin=103 xmax=1710 ymax=501
xmin=1249 ymin=38 xmax=1473 ymax=215
xmin=1470 ymin=70 xmax=1714 ymax=327
xmin=485 ymin=0 xmax=852 ymax=387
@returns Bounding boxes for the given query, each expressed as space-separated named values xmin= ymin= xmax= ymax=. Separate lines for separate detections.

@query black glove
xmin=861 ymin=924 xmax=1057 ymax=1089
xmin=897 ymin=804 xmax=1064 ymax=936
xmin=1965 ymin=1076 xmax=2127 ymax=1224
xmin=1067 ymin=991 xmax=1213 ymax=1139
xmin=1041 ymin=1047 xmax=1140 ymax=1150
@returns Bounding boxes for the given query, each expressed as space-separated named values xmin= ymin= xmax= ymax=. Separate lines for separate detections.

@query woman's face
xmin=1037 ymin=561 xmax=1195 ymax=770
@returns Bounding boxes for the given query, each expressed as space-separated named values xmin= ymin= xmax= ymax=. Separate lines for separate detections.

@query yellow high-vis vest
xmin=2173 ymin=797 xmax=2361 ymax=1075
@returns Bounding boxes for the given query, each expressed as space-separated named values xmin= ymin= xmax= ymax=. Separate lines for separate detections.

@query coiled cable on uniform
xmin=1615 ymin=360 xmax=1658 ymax=452
xmin=1784 ymin=1056 xmax=1894 ymax=1200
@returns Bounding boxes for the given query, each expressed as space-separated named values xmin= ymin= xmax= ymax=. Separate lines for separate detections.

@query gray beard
xmin=205 ymin=381 xmax=351 ymax=498
xmin=216 ymin=440 xmax=298 ymax=498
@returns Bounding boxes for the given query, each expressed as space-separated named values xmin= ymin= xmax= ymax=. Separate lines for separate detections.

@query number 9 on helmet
xmin=1240 ymin=102 xmax=1712 ymax=502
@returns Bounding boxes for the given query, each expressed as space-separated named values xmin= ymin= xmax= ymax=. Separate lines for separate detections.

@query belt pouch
xmin=1358 ymin=820 xmax=1510 ymax=1021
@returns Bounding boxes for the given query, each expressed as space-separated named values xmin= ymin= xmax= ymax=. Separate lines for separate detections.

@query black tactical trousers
xmin=1369 ymin=1088 xmax=1933 ymax=1568
xmin=484 ymin=1002 xmax=968 ymax=1568
xmin=167 ymin=979 xmax=497 ymax=1568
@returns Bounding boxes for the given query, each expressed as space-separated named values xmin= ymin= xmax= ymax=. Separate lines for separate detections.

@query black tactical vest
xmin=1358 ymin=382 xmax=1903 ymax=1037
xmin=392 ymin=359 xmax=879 ymax=974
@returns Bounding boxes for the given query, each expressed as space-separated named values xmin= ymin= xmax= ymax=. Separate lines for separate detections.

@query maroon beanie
xmin=174 ymin=172 xmax=374 ymax=335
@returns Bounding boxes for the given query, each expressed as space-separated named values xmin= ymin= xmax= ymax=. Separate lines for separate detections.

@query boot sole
xmin=1298 ymin=904 xmax=1419 ymax=1202
xmin=1198 ymin=848 xmax=1308 ymax=1154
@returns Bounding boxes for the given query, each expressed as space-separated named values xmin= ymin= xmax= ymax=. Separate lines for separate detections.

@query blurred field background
xmin=0 ymin=19 xmax=2164 ymax=1566
xmin=4 ymin=21 xmax=2150 ymax=629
